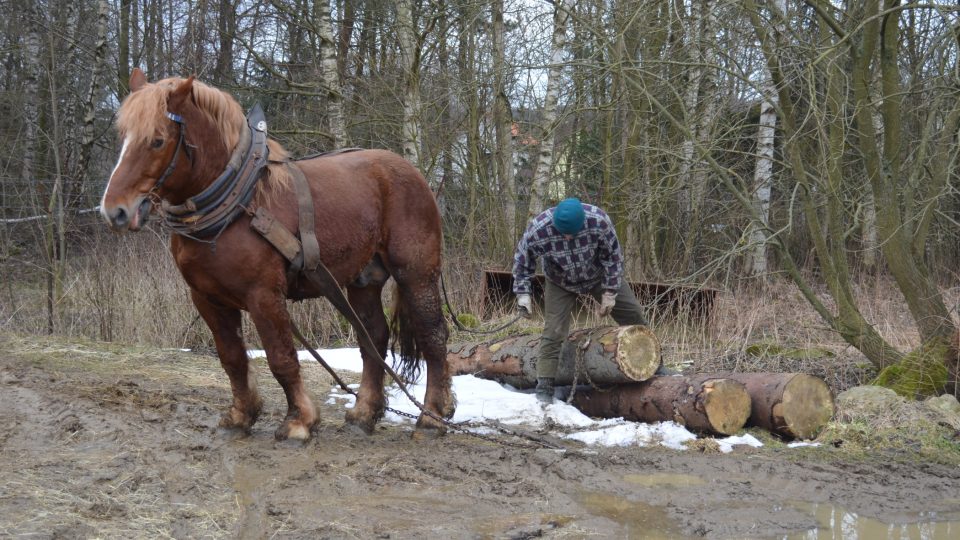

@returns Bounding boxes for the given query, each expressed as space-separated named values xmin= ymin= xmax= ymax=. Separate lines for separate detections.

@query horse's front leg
xmin=191 ymin=290 xmax=263 ymax=432
xmin=247 ymin=288 xmax=319 ymax=441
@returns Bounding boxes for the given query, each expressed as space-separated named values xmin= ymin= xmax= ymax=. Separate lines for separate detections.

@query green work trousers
xmin=536 ymin=279 xmax=648 ymax=379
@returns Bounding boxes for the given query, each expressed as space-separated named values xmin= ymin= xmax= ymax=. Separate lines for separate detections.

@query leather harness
xmin=160 ymin=105 xmax=269 ymax=240
xmin=156 ymin=104 xmax=355 ymax=284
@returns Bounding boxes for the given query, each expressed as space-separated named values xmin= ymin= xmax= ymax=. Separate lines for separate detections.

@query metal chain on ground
xmin=290 ymin=322 xmax=562 ymax=450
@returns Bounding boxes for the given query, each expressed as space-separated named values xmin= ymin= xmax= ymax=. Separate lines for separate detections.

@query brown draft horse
xmin=100 ymin=69 xmax=454 ymax=441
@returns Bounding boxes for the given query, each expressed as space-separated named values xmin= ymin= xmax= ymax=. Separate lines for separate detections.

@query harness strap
xmin=289 ymin=163 xmax=321 ymax=272
xmin=164 ymin=123 xmax=252 ymax=214
xmin=160 ymin=104 xmax=269 ymax=239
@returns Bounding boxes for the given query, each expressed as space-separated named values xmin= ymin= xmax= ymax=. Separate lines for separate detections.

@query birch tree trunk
xmin=20 ymin=4 xmax=41 ymax=217
xmin=527 ymin=0 xmax=573 ymax=217
xmin=747 ymin=0 xmax=783 ymax=279
xmin=317 ymin=0 xmax=346 ymax=148
xmin=396 ymin=0 xmax=421 ymax=169
xmin=748 ymin=78 xmax=776 ymax=277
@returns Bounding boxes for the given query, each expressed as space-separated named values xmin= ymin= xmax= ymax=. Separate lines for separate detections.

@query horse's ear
xmin=130 ymin=68 xmax=147 ymax=92
xmin=169 ymin=76 xmax=195 ymax=108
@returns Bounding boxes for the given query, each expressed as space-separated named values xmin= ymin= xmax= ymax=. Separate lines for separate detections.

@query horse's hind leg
xmin=342 ymin=281 xmax=389 ymax=434
xmin=396 ymin=278 xmax=455 ymax=436
xmin=247 ymin=288 xmax=318 ymax=441
xmin=191 ymin=290 xmax=263 ymax=432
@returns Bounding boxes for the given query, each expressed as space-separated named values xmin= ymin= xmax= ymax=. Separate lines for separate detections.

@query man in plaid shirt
xmin=513 ymin=197 xmax=648 ymax=403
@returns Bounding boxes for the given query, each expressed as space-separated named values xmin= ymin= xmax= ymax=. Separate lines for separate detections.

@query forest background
xmin=1 ymin=0 xmax=959 ymax=398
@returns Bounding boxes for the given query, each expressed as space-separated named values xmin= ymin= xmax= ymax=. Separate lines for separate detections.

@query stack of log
xmin=446 ymin=325 xmax=834 ymax=439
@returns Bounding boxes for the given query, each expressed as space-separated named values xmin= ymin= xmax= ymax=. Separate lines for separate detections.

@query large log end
xmin=701 ymin=379 xmax=752 ymax=436
xmin=779 ymin=374 xmax=834 ymax=439
xmin=614 ymin=325 xmax=661 ymax=382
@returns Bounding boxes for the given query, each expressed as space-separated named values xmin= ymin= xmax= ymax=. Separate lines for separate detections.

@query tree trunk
xmin=336 ymin=0 xmax=355 ymax=81
xmin=717 ymin=373 xmax=834 ymax=440
xmin=492 ymin=0 xmax=516 ymax=242
xmin=572 ymin=376 xmax=752 ymax=436
xmin=446 ymin=325 xmax=661 ymax=389
xmin=215 ymin=0 xmax=237 ymax=85
xmin=316 ymin=0 xmax=346 ymax=148
xmin=527 ymin=0 xmax=572 ymax=217
xmin=748 ymin=76 xmax=776 ymax=278
xmin=70 ymin=0 xmax=109 ymax=203
xmin=118 ymin=0 xmax=132 ymax=98
xmin=396 ymin=0 xmax=421 ymax=169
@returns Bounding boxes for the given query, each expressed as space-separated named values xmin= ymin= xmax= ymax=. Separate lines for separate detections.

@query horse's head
xmin=100 ymin=68 xmax=241 ymax=231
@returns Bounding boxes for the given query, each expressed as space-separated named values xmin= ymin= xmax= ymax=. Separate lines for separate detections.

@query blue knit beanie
xmin=553 ymin=198 xmax=585 ymax=235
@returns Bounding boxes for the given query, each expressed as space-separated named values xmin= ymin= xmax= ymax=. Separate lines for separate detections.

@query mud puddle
xmin=785 ymin=502 xmax=960 ymax=539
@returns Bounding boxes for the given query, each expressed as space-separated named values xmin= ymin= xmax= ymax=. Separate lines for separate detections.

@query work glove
xmin=516 ymin=293 xmax=533 ymax=318
xmin=598 ymin=291 xmax=617 ymax=317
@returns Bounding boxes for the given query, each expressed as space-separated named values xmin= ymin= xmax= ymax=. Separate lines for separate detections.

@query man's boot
xmin=535 ymin=377 xmax=555 ymax=404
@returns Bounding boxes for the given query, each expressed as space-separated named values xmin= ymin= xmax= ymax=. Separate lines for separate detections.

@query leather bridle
xmin=154 ymin=111 xmax=189 ymax=192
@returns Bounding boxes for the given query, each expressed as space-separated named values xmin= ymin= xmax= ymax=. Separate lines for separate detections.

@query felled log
xmin=571 ymin=377 xmax=752 ymax=436
xmin=719 ymin=373 xmax=834 ymax=439
xmin=446 ymin=325 xmax=661 ymax=389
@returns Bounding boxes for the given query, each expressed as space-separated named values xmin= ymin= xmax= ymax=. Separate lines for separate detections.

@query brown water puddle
xmin=787 ymin=502 xmax=960 ymax=540
xmin=577 ymin=491 xmax=694 ymax=539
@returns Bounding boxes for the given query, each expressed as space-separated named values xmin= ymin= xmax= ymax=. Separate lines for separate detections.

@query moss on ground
xmin=874 ymin=341 xmax=950 ymax=398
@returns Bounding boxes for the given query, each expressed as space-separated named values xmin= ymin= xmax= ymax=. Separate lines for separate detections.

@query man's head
xmin=553 ymin=197 xmax=585 ymax=236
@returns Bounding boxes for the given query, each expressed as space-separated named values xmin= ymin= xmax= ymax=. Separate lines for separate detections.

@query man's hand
xmin=598 ymin=291 xmax=617 ymax=317
xmin=516 ymin=294 xmax=533 ymax=318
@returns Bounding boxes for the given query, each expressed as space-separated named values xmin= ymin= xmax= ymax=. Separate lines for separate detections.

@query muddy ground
xmin=1 ymin=334 xmax=959 ymax=539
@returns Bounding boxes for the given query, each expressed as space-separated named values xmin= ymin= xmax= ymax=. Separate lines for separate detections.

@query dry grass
xmin=3 ymin=230 xmax=959 ymax=396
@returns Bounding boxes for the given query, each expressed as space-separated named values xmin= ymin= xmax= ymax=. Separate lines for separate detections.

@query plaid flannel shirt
xmin=512 ymin=204 xmax=624 ymax=295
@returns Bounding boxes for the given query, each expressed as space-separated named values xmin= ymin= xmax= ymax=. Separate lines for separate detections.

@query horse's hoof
xmin=343 ymin=411 xmax=376 ymax=435
xmin=413 ymin=414 xmax=448 ymax=440
xmin=344 ymin=404 xmax=383 ymax=435
xmin=218 ymin=406 xmax=257 ymax=431
xmin=275 ymin=420 xmax=314 ymax=441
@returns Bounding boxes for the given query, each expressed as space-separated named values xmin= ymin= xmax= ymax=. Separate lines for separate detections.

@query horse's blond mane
xmin=116 ymin=77 xmax=290 ymax=195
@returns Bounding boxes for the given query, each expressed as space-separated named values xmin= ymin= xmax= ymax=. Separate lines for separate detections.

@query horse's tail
xmin=389 ymin=284 xmax=422 ymax=384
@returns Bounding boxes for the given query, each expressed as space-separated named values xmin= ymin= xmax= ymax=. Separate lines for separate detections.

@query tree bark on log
xmin=446 ymin=325 xmax=660 ymax=388
xmin=718 ymin=373 xmax=834 ymax=439
xmin=571 ymin=377 xmax=752 ymax=436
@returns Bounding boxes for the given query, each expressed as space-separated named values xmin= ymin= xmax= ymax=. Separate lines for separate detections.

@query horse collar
xmin=159 ymin=104 xmax=270 ymax=240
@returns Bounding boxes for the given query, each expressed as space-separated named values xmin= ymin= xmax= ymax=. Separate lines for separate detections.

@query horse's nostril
xmin=114 ymin=207 xmax=128 ymax=227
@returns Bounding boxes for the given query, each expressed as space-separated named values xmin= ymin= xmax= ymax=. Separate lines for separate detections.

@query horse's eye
xmin=151 ymin=138 xmax=164 ymax=149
